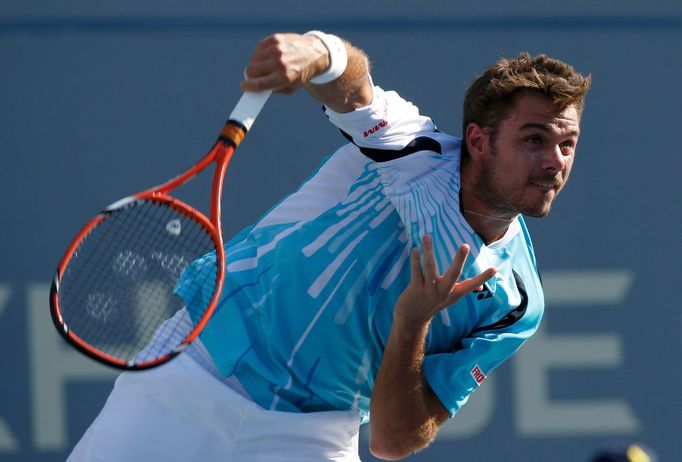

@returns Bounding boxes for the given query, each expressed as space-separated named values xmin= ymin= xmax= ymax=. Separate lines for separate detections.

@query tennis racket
xmin=49 ymin=89 xmax=271 ymax=370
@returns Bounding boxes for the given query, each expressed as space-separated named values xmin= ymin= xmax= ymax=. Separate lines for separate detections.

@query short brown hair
xmin=462 ymin=52 xmax=591 ymax=149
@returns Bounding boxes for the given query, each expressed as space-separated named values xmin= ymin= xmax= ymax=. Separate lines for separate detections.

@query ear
xmin=465 ymin=123 xmax=489 ymax=162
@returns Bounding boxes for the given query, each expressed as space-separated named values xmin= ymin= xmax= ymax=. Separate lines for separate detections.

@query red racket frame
xmin=50 ymin=102 xmax=265 ymax=369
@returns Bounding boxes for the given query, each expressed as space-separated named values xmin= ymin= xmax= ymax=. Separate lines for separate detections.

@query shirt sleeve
xmin=324 ymin=82 xmax=476 ymax=276
xmin=423 ymin=265 xmax=543 ymax=417
xmin=324 ymin=82 xmax=438 ymax=153
xmin=423 ymin=311 xmax=539 ymax=418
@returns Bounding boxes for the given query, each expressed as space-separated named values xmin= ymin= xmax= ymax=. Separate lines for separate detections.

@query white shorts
xmin=68 ymin=352 xmax=361 ymax=461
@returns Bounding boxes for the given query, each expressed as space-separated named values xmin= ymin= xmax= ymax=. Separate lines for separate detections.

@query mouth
xmin=529 ymin=180 xmax=561 ymax=191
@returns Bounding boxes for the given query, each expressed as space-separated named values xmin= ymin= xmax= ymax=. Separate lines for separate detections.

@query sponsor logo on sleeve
xmin=363 ymin=119 xmax=388 ymax=138
xmin=470 ymin=364 xmax=487 ymax=385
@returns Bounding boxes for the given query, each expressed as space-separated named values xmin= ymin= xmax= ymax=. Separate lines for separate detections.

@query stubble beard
xmin=476 ymin=155 xmax=560 ymax=219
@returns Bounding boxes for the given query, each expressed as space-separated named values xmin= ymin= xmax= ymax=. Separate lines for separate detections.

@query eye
xmin=560 ymin=140 xmax=576 ymax=153
xmin=525 ymin=135 xmax=542 ymax=145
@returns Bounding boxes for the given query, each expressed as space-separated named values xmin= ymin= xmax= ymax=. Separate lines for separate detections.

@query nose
xmin=541 ymin=144 xmax=568 ymax=172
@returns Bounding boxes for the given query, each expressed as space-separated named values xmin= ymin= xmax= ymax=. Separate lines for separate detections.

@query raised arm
xmin=240 ymin=32 xmax=373 ymax=113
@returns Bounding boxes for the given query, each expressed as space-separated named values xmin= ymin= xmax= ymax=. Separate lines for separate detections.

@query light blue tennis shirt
xmin=177 ymin=84 xmax=544 ymax=424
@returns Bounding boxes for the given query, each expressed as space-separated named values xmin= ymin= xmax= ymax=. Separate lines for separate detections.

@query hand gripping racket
xmin=50 ymin=90 xmax=271 ymax=370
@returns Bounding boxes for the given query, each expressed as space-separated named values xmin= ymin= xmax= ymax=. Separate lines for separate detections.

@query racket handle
xmin=229 ymin=90 xmax=272 ymax=132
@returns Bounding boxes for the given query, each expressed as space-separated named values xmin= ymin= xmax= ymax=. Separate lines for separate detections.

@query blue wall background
xmin=1 ymin=2 xmax=680 ymax=461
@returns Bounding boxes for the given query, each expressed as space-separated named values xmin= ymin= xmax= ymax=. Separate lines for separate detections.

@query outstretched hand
xmin=240 ymin=33 xmax=329 ymax=95
xmin=394 ymin=235 xmax=497 ymax=326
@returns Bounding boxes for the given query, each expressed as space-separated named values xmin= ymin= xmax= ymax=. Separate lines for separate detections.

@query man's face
xmin=476 ymin=92 xmax=581 ymax=217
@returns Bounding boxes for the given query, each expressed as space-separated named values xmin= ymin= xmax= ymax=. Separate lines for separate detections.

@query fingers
xmin=409 ymin=247 xmax=423 ymax=284
xmin=419 ymin=236 xmax=473 ymax=287
xmin=244 ymin=59 xmax=278 ymax=80
xmin=241 ymin=36 xmax=292 ymax=93
xmin=242 ymin=71 xmax=295 ymax=93
xmin=421 ymin=235 xmax=438 ymax=282
xmin=244 ymin=40 xmax=286 ymax=81
xmin=240 ymin=33 xmax=322 ymax=94
xmin=241 ymin=54 xmax=294 ymax=93
xmin=413 ymin=234 xmax=497 ymax=298
xmin=439 ymin=267 xmax=495 ymax=308
xmin=460 ymin=267 xmax=497 ymax=294
xmin=442 ymin=244 xmax=469 ymax=286
xmin=439 ymin=244 xmax=496 ymax=303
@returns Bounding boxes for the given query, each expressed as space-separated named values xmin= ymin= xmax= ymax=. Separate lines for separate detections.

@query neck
xmin=460 ymin=163 xmax=517 ymax=244
xmin=463 ymin=209 xmax=515 ymax=223
xmin=462 ymin=209 xmax=514 ymax=244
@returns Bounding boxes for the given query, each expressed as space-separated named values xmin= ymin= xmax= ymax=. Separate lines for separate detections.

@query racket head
xmin=50 ymin=194 xmax=225 ymax=370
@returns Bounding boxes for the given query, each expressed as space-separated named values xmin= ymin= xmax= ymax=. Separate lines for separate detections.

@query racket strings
xmin=58 ymin=199 xmax=219 ymax=364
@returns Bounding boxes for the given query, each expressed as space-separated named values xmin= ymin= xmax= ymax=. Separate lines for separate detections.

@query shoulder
xmin=324 ymin=83 xmax=439 ymax=151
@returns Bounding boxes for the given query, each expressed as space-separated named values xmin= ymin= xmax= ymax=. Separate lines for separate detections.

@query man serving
xmin=69 ymin=31 xmax=590 ymax=461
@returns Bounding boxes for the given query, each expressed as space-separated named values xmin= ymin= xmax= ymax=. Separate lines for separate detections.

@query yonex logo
xmin=470 ymin=364 xmax=487 ymax=385
xmin=473 ymin=286 xmax=493 ymax=300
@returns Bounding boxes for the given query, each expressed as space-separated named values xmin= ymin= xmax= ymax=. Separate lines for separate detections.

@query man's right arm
xmin=240 ymin=32 xmax=373 ymax=113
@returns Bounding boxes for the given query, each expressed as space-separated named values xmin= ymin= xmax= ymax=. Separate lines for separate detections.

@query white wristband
xmin=305 ymin=30 xmax=348 ymax=84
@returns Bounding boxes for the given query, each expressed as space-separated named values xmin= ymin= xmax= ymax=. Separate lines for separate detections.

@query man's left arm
xmin=372 ymin=298 xmax=542 ymax=461
xmin=369 ymin=236 xmax=497 ymax=460
xmin=370 ymin=313 xmax=449 ymax=460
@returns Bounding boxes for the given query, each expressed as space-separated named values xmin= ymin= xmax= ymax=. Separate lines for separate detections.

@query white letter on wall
xmin=28 ymin=283 xmax=118 ymax=451
xmin=0 ymin=284 xmax=20 ymax=453
xmin=514 ymin=270 xmax=640 ymax=436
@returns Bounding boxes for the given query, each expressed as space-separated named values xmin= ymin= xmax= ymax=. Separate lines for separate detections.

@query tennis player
xmin=68 ymin=31 xmax=590 ymax=461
